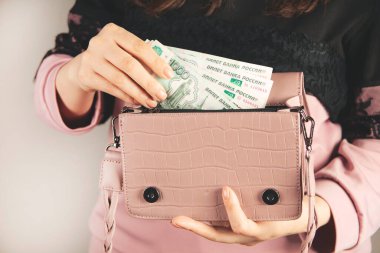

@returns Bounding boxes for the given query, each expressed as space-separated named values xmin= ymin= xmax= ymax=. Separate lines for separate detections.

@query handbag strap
xmin=300 ymin=151 xmax=318 ymax=253
xmin=299 ymin=85 xmax=317 ymax=253
xmin=103 ymin=190 xmax=119 ymax=253
xmin=99 ymin=147 xmax=123 ymax=253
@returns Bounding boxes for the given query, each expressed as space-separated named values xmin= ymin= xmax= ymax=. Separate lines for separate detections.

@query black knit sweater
xmin=40 ymin=0 xmax=380 ymax=140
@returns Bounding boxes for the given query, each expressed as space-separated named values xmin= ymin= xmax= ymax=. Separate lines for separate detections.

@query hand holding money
xmin=56 ymin=22 xmax=274 ymax=127
xmin=147 ymin=40 xmax=274 ymax=110
xmin=57 ymin=23 xmax=175 ymax=112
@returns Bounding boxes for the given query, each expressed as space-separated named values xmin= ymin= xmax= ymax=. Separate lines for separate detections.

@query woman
xmin=34 ymin=0 xmax=380 ymax=252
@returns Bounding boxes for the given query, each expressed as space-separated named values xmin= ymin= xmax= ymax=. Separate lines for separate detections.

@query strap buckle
xmin=300 ymin=108 xmax=315 ymax=155
xmin=106 ymin=116 xmax=120 ymax=150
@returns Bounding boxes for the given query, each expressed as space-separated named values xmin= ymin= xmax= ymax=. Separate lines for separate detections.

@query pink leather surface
xmin=113 ymin=72 xmax=307 ymax=222
xmin=267 ymin=72 xmax=304 ymax=107
xmin=100 ymin=147 xmax=124 ymax=192
xmin=119 ymin=110 xmax=303 ymax=221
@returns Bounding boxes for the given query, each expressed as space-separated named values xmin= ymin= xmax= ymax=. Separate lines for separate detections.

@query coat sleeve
xmin=34 ymin=54 xmax=105 ymax=134
xmin=34 ymin=0 xmax=120 ymax=133
xmin=312 ymin=1 xmax=380 ymax=251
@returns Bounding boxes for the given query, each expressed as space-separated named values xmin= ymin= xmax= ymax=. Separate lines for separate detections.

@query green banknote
xmin=159 ymin=42 xmax=273 ymax=108
xmin=149 ymin=40 xmax=238 ymax=110
xmin=200 ymin=71 xmax=273 ymax=109
xmin=167 ymin=50 xmax=273 ymax=108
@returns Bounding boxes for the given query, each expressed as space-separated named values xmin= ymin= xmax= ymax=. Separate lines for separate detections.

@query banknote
xmin=146 ymin=39 xmax=274 ymax=109
xmin=200 ymin=71 xmax=273 ymax=109
xmin=167 ymin=49 xmax=273 ymax=108
xmin=168 ymin=46 xmax=273 ymax=80
xmin=149 ymin=40 xmax=239 ymax=110
xmin=151 ymin=41 xmax=273 ymax=109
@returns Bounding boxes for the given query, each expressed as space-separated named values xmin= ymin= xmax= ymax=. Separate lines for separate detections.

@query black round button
xmin=262 ymin=188 xmax=280 ymax=205
xmin=143 ymin=187 xmax=160 ymax=203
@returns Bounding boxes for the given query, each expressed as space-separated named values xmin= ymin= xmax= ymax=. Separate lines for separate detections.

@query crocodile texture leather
xmin=99 ymin=72 xmax=316 ymax=253
xmin=119 ymin=111 xmax=303 ymax=221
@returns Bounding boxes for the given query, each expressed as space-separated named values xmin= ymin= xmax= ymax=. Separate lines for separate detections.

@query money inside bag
xmin=146 ymin=40 xmax=274 ymax=110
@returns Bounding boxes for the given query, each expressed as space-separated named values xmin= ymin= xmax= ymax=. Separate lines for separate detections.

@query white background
xmin=0 ymin=0 xmax=379 ymax=252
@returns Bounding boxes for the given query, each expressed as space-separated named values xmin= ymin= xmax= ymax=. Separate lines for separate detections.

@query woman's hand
xmin=56 ymin=22 xmax=173 ymax=121
xmin=171 ymin=186 xmax=331 ymax=246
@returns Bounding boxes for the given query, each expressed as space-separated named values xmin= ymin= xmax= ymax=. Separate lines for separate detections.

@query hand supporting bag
xmin=100 ymin=72 xmax=317 ymax=253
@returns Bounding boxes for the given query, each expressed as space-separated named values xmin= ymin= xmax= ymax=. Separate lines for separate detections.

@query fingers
xmin=104 ymin=45 xmax=167 ymax=102
xmin=222 ymin=186 xmax=260 ymax=237
xmin=171 ymin=216 xmax=253 ymax=245
xmin=171 ymin=186 xmax=306 ymax=246
xmin=170 ymin=186 xmax=260 ymax=245
xmin=86 ymin=71 xmax=139 ymax=107
xmin=83 ymin=23 xmax=172 ymax=105
xmin=110 ymin=24 xmax=174 ymax=79
xmin=223 ymin=186 xmax=294 ymax=240
xmin=91 ymin=58 xmax=157 ymax=108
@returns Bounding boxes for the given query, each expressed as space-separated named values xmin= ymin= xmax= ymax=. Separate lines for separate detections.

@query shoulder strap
xmin=99 ymin=146 xmax=123 ymax=253
xmin=268 ymin=72 xmax=304 ymax=106
xmin=299 ymin=83 xmax=317 ymax=253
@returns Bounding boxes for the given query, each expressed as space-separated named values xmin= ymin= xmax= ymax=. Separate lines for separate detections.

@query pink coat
xmin=34 ymin=54 xmax=380 ymax=253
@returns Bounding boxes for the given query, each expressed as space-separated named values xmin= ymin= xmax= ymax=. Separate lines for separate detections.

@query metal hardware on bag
xmin=299 ymin=108 xmax=315 ymax=158
xmin=106 ymin=116 xmax=120 ymax=150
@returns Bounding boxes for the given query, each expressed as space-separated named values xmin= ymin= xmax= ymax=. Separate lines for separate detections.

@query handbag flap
xmin=119 ymin=110 xmax=303 ymax=221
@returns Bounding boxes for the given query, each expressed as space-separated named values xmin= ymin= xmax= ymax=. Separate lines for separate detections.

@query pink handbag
xmin=99 ymin=72 xmax=317 ymax=253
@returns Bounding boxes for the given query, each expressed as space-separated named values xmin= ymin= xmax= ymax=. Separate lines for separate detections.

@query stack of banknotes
xmin=146 ymin=40 xmax=274 ymax=110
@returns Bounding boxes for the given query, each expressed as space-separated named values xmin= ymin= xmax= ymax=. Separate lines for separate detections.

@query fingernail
xmin=164 ymin=66 xmax=174 ymax=79
xmin=146 ymin=100 xmax=157 ymax=108
xmin=222 ymin=187 xmax=229 ymax=200
xmin=157 ymin=89 xmax=167 ymax=101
